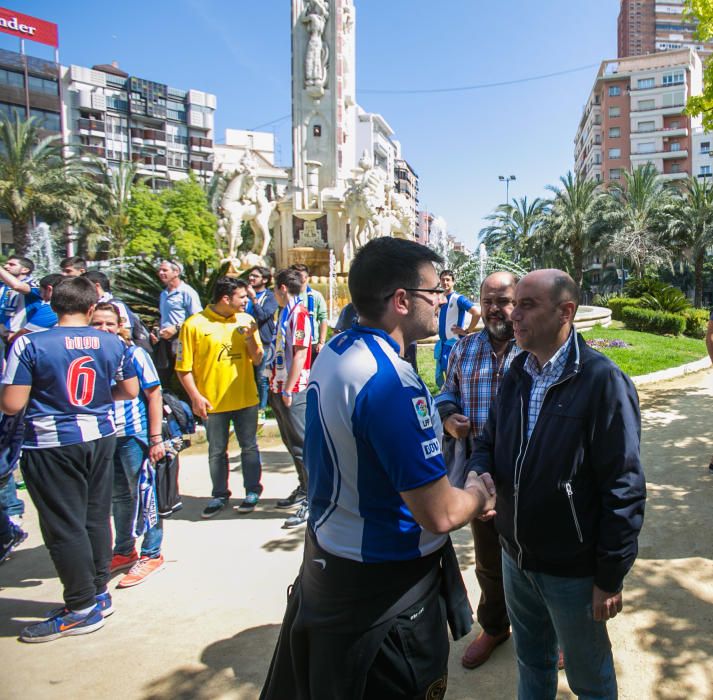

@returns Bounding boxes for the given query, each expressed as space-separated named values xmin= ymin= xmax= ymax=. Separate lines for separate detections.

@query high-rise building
xmin=618 ymin=0 xmax=713 ymax=60
xmin=575 ymin=48 xmax=703 ymax=184
xmin=62 ymin=61 xmax=216 ymax=190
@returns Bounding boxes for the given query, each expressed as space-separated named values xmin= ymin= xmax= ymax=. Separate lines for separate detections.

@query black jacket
xmin=249 ymin=289 xmax=278 ymax=345
xmin=468 ymin=333 xmax=646 ymax=593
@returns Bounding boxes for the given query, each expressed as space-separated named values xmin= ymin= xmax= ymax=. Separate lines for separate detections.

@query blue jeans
xmin=254 ymin=354 xmax=270 ymax=411
xmin=113 ymin=436 xmax=163 ymax=558
xmin=0 ymin=474 xmax=24 ymax=517
xmin=502 ymin=551 xmax=617 ymax=700
xmin=205 ymin=406 xmax=262 ymax=499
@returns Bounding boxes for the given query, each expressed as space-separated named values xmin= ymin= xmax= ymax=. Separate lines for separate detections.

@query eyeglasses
xmin=383 ymin=287 xmax=445 ymax=301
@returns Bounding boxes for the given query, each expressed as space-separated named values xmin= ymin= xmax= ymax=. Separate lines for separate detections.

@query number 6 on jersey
xmin=66 ymin=356 xmax=97 ymax=407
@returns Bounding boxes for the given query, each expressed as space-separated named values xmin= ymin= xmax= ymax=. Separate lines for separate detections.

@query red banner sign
xmin=0 ymin=7 xmax=58 ymax=47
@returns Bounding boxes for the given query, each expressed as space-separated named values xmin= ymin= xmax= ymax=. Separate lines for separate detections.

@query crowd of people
xmin=0 ymin=241 xmax=648 ymax=699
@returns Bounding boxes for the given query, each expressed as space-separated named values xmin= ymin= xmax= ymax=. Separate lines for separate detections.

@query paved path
xmin=2 ymin=370 xmax=713 ymax=699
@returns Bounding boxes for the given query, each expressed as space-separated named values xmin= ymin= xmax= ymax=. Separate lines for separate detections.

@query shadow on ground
xmin=141 ymin=624 xmax=280 ymax=700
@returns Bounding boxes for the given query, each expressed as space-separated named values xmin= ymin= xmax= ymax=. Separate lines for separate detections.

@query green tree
xmin=479 ymin=196 xmax=548 ymax=262
xmin=0 ymin=114 xmax=87 ymax=253
xmin=665 ymin=176 xmax=713 ymax=307
xmin=604 ymin=164 xmax=674 ymax=279
xmin=541 ymin=171 xmax=602 ymax=288
xmin=125 ymin=183 xmax=166 ymax=256
xmin=161 ymin=175 xmax=218 ymax=264
xmin=685 ymin=0 xmax=713 ymax=130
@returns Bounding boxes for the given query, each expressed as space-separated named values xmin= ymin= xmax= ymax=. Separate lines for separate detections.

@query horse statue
xmin=343 ymin=151 xmax=386 ymax=252
xmin=217 ymin=152 xmax=276 ymax=260
xmin=377 ymin=188 xmax=416 ymax=239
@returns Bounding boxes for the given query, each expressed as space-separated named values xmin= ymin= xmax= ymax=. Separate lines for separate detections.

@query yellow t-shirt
xmin=175 ymin=307 xmax=262 ymax=413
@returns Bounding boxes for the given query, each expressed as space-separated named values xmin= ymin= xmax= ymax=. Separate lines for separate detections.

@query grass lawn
xmin=415 ymin=325 xmax=707 ymax=393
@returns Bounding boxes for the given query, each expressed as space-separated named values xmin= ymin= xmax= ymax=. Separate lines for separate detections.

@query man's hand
xmin=444 ymin=413 xmax=471 ymax=439
xmin=282 ymin=391 xmax=293 ymax=407
xmin=191 ymin=394 xmax=213 ymax=420
xmin=247 ymin=284 xmax=257 ymax=301
xmin=316 ymin=341 xmax=325 ymax=355
xmin=238 ymin=321 xmax=258 ymax=336
xmin=149 ymin=442 xmax=166 ymax=464
xmin=159 ymin=325 xmax=178 ymax=340
xmin=465 ymin=471 xmax=496 ymax=518
xmin=450 ymin=324 xmax=467 ymax=337
xmin=592 ymin=585 xmax=623 ymax=621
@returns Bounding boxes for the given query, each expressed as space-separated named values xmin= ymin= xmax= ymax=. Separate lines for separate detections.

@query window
xmin=609 ymin=168 xmax=622 ymax=180
xmin=637 ymin=141 xmax=656 ymax=153
xmin=670 ymin=142 xmax=681 ymax=152
xmin=609 ymin=148 xmax=622 ymax=158
xmin=701 ymin=141 xmax=710 ymax=153
xmin=669 ymin=120 xmax=680 ymax=129
xmin=638 ymin=120 xmax=655 ymax=132
xmin=700 ymin=165 xmax=711 ymax=176
xmin=29 ymin=108 xmax=60 ymax=131
xmin=670 ymin=163 xmax=681 ymax=173
xmin=662 ymin=71 xmax=685 ymax=86
xmin=609 ymin=127 xmax=621 ymax=137
xmin=27 ymin=75 xmax=58 ymax=95
xmin=637 ymin=99 xmax=655 ymax=110
xmin=637 ymin=78 xmax=654 ymax=89
xmin=609 ymin=106 xmax=621 ymax=117
xmin=608 ymin=85 xmax=621 ymax=96
xmin=662 ymin=91 xmax=685 ymax=107
xmin=0 ymin=68 xmax=23 ymax=89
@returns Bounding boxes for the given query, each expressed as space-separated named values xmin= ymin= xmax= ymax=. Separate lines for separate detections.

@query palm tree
xmin=604 ymin=164 xmax=674 ymax=279
xmin=81 ymin=160 xmax=140 ymax=258
xmin=479 ymin=196 xmax=547 ymax=262
xmin=665 ymin=176 xmax=713 ymax=307
xmin=0 ymin=114 xmax=87 ymax=253
xmin=541 ymin=171 xmax=602 ymax=288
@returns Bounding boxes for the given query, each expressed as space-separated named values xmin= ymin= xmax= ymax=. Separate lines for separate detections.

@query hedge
xmin=621 ymin=306 xmax=686 ymax=336
xmin=607 ymin=297 xmax=642 ymax=321
xmin=683 ymin=308 xmax=709 ymax=339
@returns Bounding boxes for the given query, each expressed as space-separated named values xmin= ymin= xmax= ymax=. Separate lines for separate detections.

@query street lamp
xmin=498 ymin=174 xmax=516 ymax=203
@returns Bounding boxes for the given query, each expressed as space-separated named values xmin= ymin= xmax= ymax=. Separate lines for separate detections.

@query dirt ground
xmin=1 ymin=370 xmax=713 ymax=699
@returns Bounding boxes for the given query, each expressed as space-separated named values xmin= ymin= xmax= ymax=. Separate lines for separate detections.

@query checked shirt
xmin=523 ymin=330 xmax=574 ymax=438
xmin=437 ymin=329 xmax=520 ymax=437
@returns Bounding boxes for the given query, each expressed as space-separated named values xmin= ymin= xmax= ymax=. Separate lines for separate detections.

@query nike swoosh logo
xmin=313 ymin=558 xmax=326 ymax=570
xmin=59 ymin=619 xmax=86 ymax=632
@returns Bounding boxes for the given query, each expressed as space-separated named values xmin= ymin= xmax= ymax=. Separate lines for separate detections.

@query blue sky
xmin=9 ymin=0 xmax=619 ymax=248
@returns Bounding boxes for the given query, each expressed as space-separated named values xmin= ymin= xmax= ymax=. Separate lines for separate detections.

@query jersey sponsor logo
xmin=421 ymin=437 xmax=441 ymax=459
xmin=66 ymin=356 xmax=97 ymax=407
xmin=64 ymin=336 xmax=100 ymax=350
xmin=295 ymin=329 xmax=306 ymax=340
xmin=412 ymin=397 xmax=432 ymax=429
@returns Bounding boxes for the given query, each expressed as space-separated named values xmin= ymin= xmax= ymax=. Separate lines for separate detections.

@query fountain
xmin=25 ymin=223 xmax=59 ymax=276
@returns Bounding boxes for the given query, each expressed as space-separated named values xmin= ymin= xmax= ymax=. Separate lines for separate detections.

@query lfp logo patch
xmin=412 ymin=397 xmax=432 ymax=429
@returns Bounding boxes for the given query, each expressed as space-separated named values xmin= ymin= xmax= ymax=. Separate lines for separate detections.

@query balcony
xmin=660 ymin=171 xmax=688 ymax=181
xmin=631 ymin=126 xmax=688 ymax=138
xmin=79 ymin=144 xmax=105 ymax=158
xmin=190 ymin=159 xmax=213 ymax=172
xmin=631 ymin=149 xmax=688 ymax=160
xmin=630 ymin=104 xmax=686 ymax=116
xmin=189 ymin=136 xmax=213 ymax=151
xmin=77 ymin=117 xmax=105 ymax=133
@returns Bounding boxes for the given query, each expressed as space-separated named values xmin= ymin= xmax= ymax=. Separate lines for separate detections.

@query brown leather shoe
xmin=461 ymin=629 xmax=511 ymax=669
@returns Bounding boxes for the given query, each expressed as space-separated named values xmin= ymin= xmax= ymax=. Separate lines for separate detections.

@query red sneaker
xmin=110 ymin=550 xmax=139 ymax=574
xmin=117 ymin=555 xmax=165 ymax=589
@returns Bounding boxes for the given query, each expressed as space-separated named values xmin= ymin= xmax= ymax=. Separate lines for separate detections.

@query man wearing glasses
xmin=262 ymin=237 xmax=495 ymax=699
xmin=435 ymin=271 xmax=521 ymax=670
xmin=434 ymin=270 xmax=480 ymax=388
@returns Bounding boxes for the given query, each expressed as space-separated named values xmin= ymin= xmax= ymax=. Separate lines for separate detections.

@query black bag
xmin=155 ymin=452 xmax=182 ymax=518
xmin=123 ymin=304 xmax=155 ymax=357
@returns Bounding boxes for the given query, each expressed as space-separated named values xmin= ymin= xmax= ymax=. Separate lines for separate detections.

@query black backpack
xmin=123 ymin=304 xmax=154 ymax=357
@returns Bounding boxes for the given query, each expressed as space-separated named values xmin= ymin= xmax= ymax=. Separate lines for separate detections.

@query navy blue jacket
xmin=468 ymin=333 xmax=646 ymax=593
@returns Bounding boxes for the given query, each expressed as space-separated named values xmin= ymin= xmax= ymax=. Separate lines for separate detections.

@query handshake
xmin=464 ymin=471 xmax=497 ymax=520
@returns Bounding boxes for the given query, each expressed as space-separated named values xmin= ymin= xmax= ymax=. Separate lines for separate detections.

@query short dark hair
xmin=83 ymin=270 xmax=111 ymax=292
xmin=212 ymin=276 xmax=247 ymax=303
xmin=275 ymin=268 xmax=304 ymax=296
xmin=290 ymin=263 xmax=309 ymax=275
xmin=440 ymin=269 xmax=454 ymax=279
xmin=349 ymin=237 xmax=443 ymax=321
xmin=248 ymin=265 xmax=272 ymax=287
xmin=59 ymin=256 xmax=86 ymax=271
xmin=39 ymin=273 xmax=63 ymax=290
xmin=552 ymin=274 xmax=580 ymax=311
xmin=51 ymin=276 xmax=98 ymax=315
xmin=9 ymin=256 xmax=34 ymax=273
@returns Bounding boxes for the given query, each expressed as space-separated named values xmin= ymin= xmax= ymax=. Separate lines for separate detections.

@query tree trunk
xmin=572 ymin=238 xmax=584 ymax=289
xmin=694 ymin=252 xmax=704 ymax=308
xmin=11 ymin=219 xmax=29 ymax=255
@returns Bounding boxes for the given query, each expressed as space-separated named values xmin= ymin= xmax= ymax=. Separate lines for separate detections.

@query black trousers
xmin=21 ymin=436 xmax=116 ymax=610
xmin=471 ymin=517 xmax=510 ymax=636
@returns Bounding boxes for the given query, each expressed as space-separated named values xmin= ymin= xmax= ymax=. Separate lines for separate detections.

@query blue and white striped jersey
xmin=0 ymin=278 xmax=40 ymax=332
xmin=114 ymin=345 xmax=161 ymax=441
xmin=304 ymin=325 xmax=448 ymax=563
xmin=438 ymin=292 xmax=476 ymax=342
xmin=1 ymin=327 xmax=136 ymax=449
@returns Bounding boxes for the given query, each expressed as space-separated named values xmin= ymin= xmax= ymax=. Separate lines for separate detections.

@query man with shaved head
xmin=468 ymin=269 xmax=646 ymax=699
xmin=435 ymin=270 xmax=521 ymax=669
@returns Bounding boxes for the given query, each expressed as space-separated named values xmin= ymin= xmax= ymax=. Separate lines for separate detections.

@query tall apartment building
xmin=61 ymin=61 xmax=216 ymax=190
xmin=394 ymin=158 xmax=419 ymax=225
xmin=575 ymin=48 xmax=703 ymax=184
xmin=618 ymin=0 xmax=713 ymax=60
